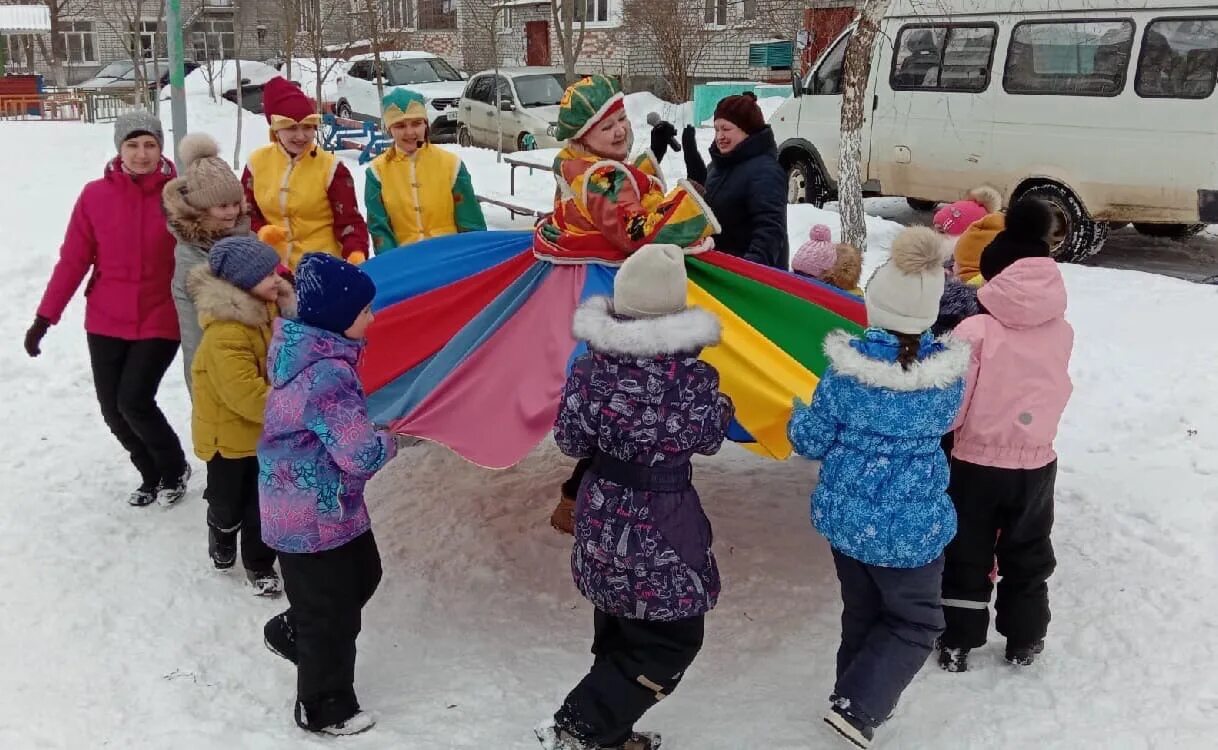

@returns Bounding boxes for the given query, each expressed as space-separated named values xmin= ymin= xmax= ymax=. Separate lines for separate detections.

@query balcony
xmin=201 ymin=0 xmax=236 ymax=13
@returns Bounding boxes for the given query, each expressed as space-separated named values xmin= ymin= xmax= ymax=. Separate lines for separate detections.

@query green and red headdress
xmin=554 ymin=75 xmax=625 ymax=142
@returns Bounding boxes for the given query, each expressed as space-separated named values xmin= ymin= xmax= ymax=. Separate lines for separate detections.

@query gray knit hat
xmin=173 ymin=133 xmax=244 ymax=210
xmin=613 ymin=244 xmax=687 ymax=318
xmin=209 ymin=236 xmax=281 ymax=291
xmin=114 ymin=110 xmax=164 ymax=150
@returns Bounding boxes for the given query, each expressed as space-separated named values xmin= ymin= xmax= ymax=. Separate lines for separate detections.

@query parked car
xmin=78 ymin=59 xmax=200 ymax=97
xmin=457 ymin=67 xmax=585 ymax=152
xmin=330 ymin=52 xmax=467 ymax=140
xmin=216 ymin=61 xmax=316 ymax=114
xmin=773 ymin=0 xmax=1218 ymax=262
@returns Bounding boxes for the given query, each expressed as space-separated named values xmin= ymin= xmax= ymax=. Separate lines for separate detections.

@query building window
xmin=5 ymin=35 xmax=33 ymax=71
xmin=1004 ymin=19 xmax=1135 ymax=97
xmin=741 ymin=0 xmax=757 ymax=22
xmin=191 ymin=20 xmax=235 ymax=60
xmin=299 ymin=0 xmax=321 ymax=33
xmin=128 ymin=21 xmax=165 ymax=60
xmin=61 ymin=21 xmax=98 ymax=65
xmin=500 ymin=7 xmax=512 ymax=32
xmin=704 ymin=0 xmax=727 ymax=28
xmin=1137 ymin=18 xmax=1218 ymax=99
xmin=418 ymin=0 xmax=456 ymax=30
xmin=382 ymin=0 xmax=416 ymax=30
xmin=574 ymin=0 xmax=611 ymax=25
xmin=891 ymin=24 xmax=997 ymax=92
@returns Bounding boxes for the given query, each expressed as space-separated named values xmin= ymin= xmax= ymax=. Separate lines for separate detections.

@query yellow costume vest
xmin=367 ymin=145 xmax=460 ymax=247
xmin=247 ymin=144 xmax=341 ymax=269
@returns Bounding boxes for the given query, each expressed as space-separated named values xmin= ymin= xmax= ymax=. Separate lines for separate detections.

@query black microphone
xmin=417 ymin=140 xmax=425 ymax=149
xmin=646 ymin=112 xmax=681 ymax=153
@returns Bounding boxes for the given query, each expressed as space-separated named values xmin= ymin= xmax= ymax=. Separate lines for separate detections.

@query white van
xmin=771 ymin=0 xmax=1218 ymax=261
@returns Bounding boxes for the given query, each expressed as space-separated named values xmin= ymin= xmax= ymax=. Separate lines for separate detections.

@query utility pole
xmin=165 ymin=0 xmax=188 ymax=156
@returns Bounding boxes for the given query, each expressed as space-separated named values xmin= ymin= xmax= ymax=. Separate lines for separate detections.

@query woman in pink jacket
xmin=937 ymin=198 xmax=1074 ymax=674
xmin=24 ymin=112 xmax=190 ymax=508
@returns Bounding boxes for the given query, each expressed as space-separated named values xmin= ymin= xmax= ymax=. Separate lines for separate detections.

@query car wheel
xmin=457 ymin=125 xmax=473 ymax=148
xmin=1015 ymin=182 xmax=1108 ymax=263
xmin=1132 ymin=223 xmax=1206 ymax=240
xmin=518 ymin=132 xmax=539 ymax=151
xmin=906 ymin=198 xmax=938 ymax=212
xmin=335 ymin=100 xmax=352 ymax=119
xmin=786 ymin=156 xmax=831 ymax=208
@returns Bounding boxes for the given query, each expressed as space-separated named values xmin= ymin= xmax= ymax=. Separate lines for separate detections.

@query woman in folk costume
xmin=242 ymin=77 xmax=370 ymax=269
xmin=365 ymin=89 xmax=485 ymax=253
xmin=356 ymin=75 xmax=867 ymax=530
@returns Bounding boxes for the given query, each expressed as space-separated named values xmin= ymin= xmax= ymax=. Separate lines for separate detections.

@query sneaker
xmin=938 ymin=644 xmax=970 ymax=673
xmin=247 ymin=568 xmax=282 ymax=597
xmin=158 ymin=464 xmax=192 ymax=507
xmin=295 ymin=697 xmax=375 ymax=736
xmin=208 ymin=527 xmax=237 ymax=569
xmin=128 ymin=481 xmax=159 ymax=507
xmin=1005 ymin=639 xmax=1045 ymax=667
xmin=824 ymin=704 xmax=874 ymax=749
xmin=264 ymin=612 xmax=297 ymax=664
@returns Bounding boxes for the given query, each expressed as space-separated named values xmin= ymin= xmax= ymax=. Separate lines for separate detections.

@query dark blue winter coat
xmin=554 ymin=298 xmax=734 ymax=622
xmin=788 ymin=329 xmax=969 ymax=568
xmin=932 ymin=274 xmax=981 ymax=336
xmin=703 ymin=126 xmax=789 ymax=269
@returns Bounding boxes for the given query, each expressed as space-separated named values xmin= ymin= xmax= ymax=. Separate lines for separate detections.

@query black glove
xmin=650 ymin=120 xmax=678 ymax=163
xmin=682 ymin=125 xmax=708 ymax=185
xmin=24 ymin=316 xmax=50 ymax=358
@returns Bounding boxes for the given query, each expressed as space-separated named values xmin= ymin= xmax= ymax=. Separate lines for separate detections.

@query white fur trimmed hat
xmin=614 ymin=244 xmax=687 ymax=318
xmin=865 ymin=227 xmax=946 ymax=335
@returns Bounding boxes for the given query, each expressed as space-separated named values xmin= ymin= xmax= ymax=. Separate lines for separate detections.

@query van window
xmin=891 ymin=24 xmax=997 ymax=92
xmin=1136 ymin=18 xmax=1218 ymax=99
xmin=1004 ymin=20 xmax=1135 ymax=97
xmin=811 ymin=32 xmax=850 ymax=95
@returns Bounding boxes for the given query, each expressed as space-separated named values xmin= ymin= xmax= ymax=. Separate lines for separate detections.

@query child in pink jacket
xmin=938 ymin=198 xmax=1073 ymax=673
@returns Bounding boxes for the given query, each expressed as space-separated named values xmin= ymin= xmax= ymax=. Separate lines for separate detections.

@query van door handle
xmin=873 ymin=94 xmax=878 ymax=111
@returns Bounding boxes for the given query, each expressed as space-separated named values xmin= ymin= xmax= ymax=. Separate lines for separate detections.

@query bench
xmin=503 ymin=149 xmax=560 ymax=196
xmin=475 ymin=189 xmax=552 ymax=220
xmin=320 ymin=113 xmax=391 ymax=165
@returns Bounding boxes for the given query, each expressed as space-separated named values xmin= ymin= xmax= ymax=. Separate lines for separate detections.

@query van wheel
xmin=1133 ymin=223 xmax=1206 ymax=240
xmin=1016 ymin=183 xmax=1108 ymax=263
xmin=457 ymin=125 xmax=473 ymax=148
xmin=906 ymin=198 xmax=938 ymax=212
xmin=786 ymin=157 xmax=830 ymax=207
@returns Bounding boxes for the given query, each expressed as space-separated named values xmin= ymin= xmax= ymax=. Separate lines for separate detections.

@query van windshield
xmin=514 ymin=74 xmax=566 ymax=107
xmin=385 ymin=58 xmax=463 ymax=85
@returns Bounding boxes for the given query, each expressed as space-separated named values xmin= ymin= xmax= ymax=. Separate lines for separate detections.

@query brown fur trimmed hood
xmin=163 ymin=177 xmax=251 ymax=247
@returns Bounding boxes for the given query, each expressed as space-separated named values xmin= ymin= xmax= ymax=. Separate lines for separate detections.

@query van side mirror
xmin=792 ymin=73 xmax=803 ymax=97
xmin=500 ymin=100 xmax=515 ymax=112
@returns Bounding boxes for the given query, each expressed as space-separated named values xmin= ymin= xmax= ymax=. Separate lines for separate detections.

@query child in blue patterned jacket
xmin=788 ymin=227 xmax=969 ymax=749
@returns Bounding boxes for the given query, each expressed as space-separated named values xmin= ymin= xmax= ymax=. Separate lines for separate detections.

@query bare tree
xmin=837 ymin=0 xmax=891 ymax=251
xmin=356 ymin=0 xmax=389 ymax=103
xmin=99 ymin=0 xmax=158 ymax=108
xmin=233 ymin=1 xmax=244 ymax=168
xmin=298 ymin=0 xmax=360 ymax=115
xmin=31 ymin=0 xmax=78 ymax=88
xmin=623 ymin=0 xmax=724 ymax=102
xmin=551 ymin=0 xmax=588 ymax=84
xmin=281 ymin=0 xmax=298 ymax=81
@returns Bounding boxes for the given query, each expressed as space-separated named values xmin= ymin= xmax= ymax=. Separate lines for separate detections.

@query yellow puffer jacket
xmin=953 ymin=212 xmax=1005 ymax=284
xmin=187 ymin=265 xmax=292 ymax=460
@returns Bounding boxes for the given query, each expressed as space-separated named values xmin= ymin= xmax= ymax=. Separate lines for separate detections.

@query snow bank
xmin=181 ymin=60 xmax=280 ymax=96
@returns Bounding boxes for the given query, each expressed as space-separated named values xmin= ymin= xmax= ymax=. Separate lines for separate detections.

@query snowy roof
xmin=351 ymin=51 xmax=436 ymax=62
xmin=0 ymin=5 xmax=51 ymax=33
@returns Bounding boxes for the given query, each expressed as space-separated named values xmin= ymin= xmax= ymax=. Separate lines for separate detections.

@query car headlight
xmin=546 ymin=124 xmax=557 ymax=137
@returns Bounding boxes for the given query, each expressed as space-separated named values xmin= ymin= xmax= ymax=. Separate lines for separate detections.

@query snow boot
xmin=616 ymin=732 xmax=662 ymax=750
xmin=247 ymin=568 xmax=282 ymax=597
xmin=264 ymin=612 xmax=297 ymax=665
xmin=1005 ymin=639 xmax=1045 ymax=667
xmin=208 ymin=527 xmax=237 ymax=569
xmin=824 ymin=704 xmax=874 ymax=749
xmin=158 ymin=464 xmax=192 ymax=507
xmin=938 ymin=644 xmax=971 ymax=673
xmin=534 ymin=718 xmax=596 ymax=750
xmin=295 ymin=695 xmax=375 ymax=736
xmin=549 ymin=494 xmax=575 ymax=536
xmin=128 ymin=481 xmax=159 ymax=507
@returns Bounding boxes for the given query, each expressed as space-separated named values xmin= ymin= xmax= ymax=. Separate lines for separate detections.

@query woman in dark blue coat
xmin=651 ymin=93 xmax=789 ymax=269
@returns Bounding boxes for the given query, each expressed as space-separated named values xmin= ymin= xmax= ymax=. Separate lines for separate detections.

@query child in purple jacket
xmin=537 ymin=244 xmax=735 ymax=750
xmin=257 ymin=253 xmax=397 ymax=736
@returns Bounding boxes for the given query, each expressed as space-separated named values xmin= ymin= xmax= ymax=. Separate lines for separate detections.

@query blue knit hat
xmin=295 ymin=253 xmax=376 ymax=335
xmin=209 ymin=236 xmax=281 ymax=291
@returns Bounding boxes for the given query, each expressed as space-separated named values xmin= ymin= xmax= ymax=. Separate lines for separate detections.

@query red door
xmin=526 ymin=21 xmax=551 ymax=67
xmin=802 ymin=7 xmax=857 ymax=77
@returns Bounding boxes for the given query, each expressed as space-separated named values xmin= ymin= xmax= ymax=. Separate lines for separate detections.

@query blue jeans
xmin=832 ymin=549 xmax=945 ymax=728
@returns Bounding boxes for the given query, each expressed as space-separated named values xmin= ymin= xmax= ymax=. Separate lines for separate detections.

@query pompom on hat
xmin=933 ymin=186 xmax=1002 ymax=237
xmin=865 ymin=226 xmax=947 ymax=335
xmin=165 ymin=133 xmax=243 ymax=211
xmin=554 ymin=75 xmax=625 ymax=142
xmin=791 ymin=224 xmax=837 ymax=278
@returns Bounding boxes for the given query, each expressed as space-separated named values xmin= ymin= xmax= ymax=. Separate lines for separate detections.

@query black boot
xmin=128 ymin=480 xmax=158 ymax=507
xmin=1005 ymin=639 xmax=1045 ymax=667
xmin=263 ymin=611 xmax=297 ymax=664
xmin=295 ymin=693 xmax=374 ymax=736
xmin=938 ymin=644 xmax=970 ymax=673
xmin=158 ymin=464 xmax=192 ymax=507
xmin=208 ymin=526 xmax=237 ymax=569
xmin=824 ymin=704 xmax=874 ymax=749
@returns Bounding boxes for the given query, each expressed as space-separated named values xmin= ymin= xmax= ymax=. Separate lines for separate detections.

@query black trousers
xmin=556 ymin=610 xmax=704 ymax=747
xmin=205 ymin=455 xmax=275 ymax=572
xmin=278 ymin=531 xmax=382 ymax=710
xmin=941 ymin=459 xmax=1057 ymax=649
xmin=86 ymin=334 xmax=185 ymax=487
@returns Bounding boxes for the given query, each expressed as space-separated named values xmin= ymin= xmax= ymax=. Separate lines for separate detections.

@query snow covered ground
xmin=2 ymin=96 xmax=1217 ymax=748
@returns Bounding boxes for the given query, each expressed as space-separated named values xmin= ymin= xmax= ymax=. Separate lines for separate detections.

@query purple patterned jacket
xmin=258 ymin=319 xmax=397 ymax=554
xmin=555 ymin=297 xmax=734 ymax=621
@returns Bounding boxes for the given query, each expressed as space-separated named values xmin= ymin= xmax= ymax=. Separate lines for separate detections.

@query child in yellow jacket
xmin=188 ymin=235 xmax=295 ymax=596
xmin=365 ymin=89 xmax=485 ymax=253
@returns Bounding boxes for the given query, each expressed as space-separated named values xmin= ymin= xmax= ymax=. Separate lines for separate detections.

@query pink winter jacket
xmin=950 ymin=257 xmax=1074 ymax=470
xmin=36 ymin=157 xmax=180 ymax=341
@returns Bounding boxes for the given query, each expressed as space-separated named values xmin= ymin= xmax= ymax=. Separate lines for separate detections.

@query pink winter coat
xmin=950 ymin=257 xmax=1073 ymax=470
xmin=36 ymin=157 xmax=180 ymax=341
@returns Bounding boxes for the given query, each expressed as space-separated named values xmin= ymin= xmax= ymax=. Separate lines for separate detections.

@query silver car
xmin=457 ymin=67 xmax=586 ymax=152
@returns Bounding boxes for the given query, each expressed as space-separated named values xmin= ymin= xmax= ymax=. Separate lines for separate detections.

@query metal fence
xmin=0 ymin=91 xmax=141 ymax=123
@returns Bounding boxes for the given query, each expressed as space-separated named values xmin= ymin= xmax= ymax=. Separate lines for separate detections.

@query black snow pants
xmin=278 ymin=530 xmax=382 ymax=724
xmin=555 ymin=609 xmax=705 ymax=747
xmin=204 ymin=455 xmax=275 ymax=572
xmin=86 ymin=333 xmax=186 ymax=488
xmin=941 ymin=459 xmax=1058 ymax=650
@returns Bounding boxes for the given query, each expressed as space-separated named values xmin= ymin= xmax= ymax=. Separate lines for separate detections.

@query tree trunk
xmin=282 ymin=0 xmax=295 ymax=80
xmin=837 ymin=0 xmax=888 ymax=252
xmin=46 ymin=5 xmax=68 ymax=88
xmin=234 ymin=5 xmax=244 ymax=169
